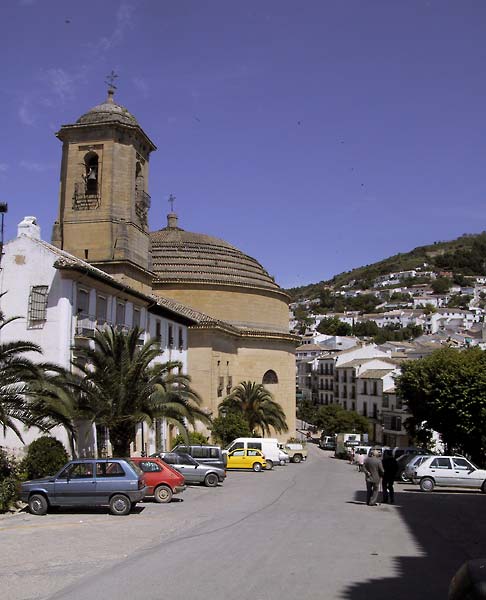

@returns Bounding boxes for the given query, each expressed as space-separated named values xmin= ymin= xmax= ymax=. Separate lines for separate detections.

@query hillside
xmin=286 ymin=232 xmax=486 ymax=300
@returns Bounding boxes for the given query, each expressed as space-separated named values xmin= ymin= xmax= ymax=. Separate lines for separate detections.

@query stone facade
xmin=48 ymin=91 xmax=298 ymax=441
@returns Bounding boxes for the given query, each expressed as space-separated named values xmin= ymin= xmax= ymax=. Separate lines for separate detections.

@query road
xmin=1 ymin=445 xmax=485 ymax=600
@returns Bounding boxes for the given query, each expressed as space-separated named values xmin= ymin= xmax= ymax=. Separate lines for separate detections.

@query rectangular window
xmin=373 ymin=381 xmax=378 ymax=396
xmin=178 ymin=327 xmax=184 ymax=350
xmin=363 ymin=402 xmax=368 ymax=417
xmin=77 ymin=288 xmax=90 ymax=317
xmin=28 ymin=285 xmax=49 ymax=322
xmin=96 ymin=462 xmax=126 ymax=477
xmin=116 ymin=301 xmax=125 ymax=326
xmin=168 ymin=324 xmax=174 ymax=348
xmin=155 ymin=320 xmax=162 ymax=342
xmin=363 ymin=381 xmax=368 ymax=395
xmin=133 ymin=307 xmax=141 ymax=329
xmin=382 ymin=394 xmax=389 ymax=408
xmin=96 ymin=295 xmax=107 ymax=323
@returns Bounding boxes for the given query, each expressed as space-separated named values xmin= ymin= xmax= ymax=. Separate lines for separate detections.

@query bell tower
xmin=52 ymin=84 xmax=156 ymax=292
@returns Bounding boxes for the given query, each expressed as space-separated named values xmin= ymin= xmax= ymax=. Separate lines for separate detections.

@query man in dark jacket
xmin=363 ymin=449 xmax=384 ymax=506
xmin=382 ymin=450 xmax=399 ymax=504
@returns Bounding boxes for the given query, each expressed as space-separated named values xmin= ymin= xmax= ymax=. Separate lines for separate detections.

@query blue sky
xmin=2 ymin=0 xmax=486 ymax=288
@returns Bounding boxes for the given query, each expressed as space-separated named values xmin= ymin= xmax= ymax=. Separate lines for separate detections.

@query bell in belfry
xmin=87 ymin=166 xmax=97 ymax=180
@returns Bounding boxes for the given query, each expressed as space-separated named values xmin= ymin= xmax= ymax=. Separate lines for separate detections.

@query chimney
xmin=18 ymin=216 xmax=41 ymax=240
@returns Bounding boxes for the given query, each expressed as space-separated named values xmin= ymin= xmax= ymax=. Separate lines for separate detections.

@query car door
xmin=427 ymin=457 xmax=454 ymax=486
xmin=95 ymin=461 xmax=128 ymax=503
xmin=228 ymin=449 xmax=246 ymax=469
xmin=176 ymin=455 xmax=200 ymax=483
xmin=54 ymin=462 xmax=96 ymax=506
xmin=451 ymin=457 xmax=483 ymax=489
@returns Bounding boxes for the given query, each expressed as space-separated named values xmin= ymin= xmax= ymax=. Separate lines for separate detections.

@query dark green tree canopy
xmin=313 ymin=404 xmax=369 ymax=436
xmin=396 ymin=347 xmax=486 ymax=465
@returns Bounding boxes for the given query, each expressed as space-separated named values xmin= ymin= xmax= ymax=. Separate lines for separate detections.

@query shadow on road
xmin=340 ymin=485 xmax=486 ymax=600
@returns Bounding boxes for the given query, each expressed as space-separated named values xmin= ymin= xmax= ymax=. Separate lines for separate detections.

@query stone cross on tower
xmin=168 ymin=194 xmax=176 ymax=213
xmin=105 ymin=70 xmax=119 ymax=93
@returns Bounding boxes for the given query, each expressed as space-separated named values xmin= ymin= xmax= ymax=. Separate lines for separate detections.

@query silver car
xmin=412 ymin=455 xmax=486 ymax=492
xmin=159 ymin=452 xmax=226 ymax=487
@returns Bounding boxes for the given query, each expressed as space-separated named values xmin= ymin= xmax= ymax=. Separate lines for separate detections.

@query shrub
xmin=0 ymin=447 xmax=21 ymax=512
xmin=21 ymin=437 xmax=69 ymax=480
xmin=170 ymin=431 xmax=209 ymax=449
xmin=0 ymin=477 xmax=19 ymax=512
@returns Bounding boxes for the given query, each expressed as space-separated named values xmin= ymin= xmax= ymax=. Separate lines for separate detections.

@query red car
xmin=130 ymin=457 xmax=186 ymax=503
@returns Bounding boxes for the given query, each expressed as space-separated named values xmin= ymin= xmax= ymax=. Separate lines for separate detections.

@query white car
xmin=412 ymin=455 xmax=486 ymax=492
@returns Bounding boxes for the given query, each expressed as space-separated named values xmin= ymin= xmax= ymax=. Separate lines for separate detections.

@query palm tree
xmin=0 ymin=316 xmax=48 ymax=440
xmin=219 ymin=381 xmax=288 ymax=436
xmin=73 ymin=326 xmax=210 ymax=456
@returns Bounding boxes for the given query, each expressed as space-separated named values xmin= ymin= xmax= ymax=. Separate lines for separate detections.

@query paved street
xmin=1 ymin=445 xmax=486 ymax=600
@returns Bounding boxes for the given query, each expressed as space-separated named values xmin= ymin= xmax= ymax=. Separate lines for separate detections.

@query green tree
xmin=211 ymin=411 xmax=252 ymax=446
xmin=446 ymin=294 xmax=472 ymax=309
xmin=316 ymin=317 xmax=352 ymax=336
xmin=219 ymin=381 xmax=288 ymax=436
xmin=74 ymin=326 xmax=210 ymax=456
xmin=396 ymin=347 xmax=486 ymax=466
xmin=313 ymin=404 xmax=369 ymax=435
xmin=296 ymin=398 xmax=317 ymax=425
xmin=170 ymin=431 xmax=209 ymax=448
xmin=431 ymin=277 xmax=452 ymax=294
xmin=353 ymin=320 xmax=379 ymax=337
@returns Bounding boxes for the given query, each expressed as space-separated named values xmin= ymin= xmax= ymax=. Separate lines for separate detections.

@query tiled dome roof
xmin=150 ymin=214 xmax=281 ymax=292
xmin=76 ymin=91 xmax=138 ymax=127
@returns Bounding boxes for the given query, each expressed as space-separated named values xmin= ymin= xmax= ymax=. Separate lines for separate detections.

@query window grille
xmin=28 ymin=286 xmax=48 ymax=322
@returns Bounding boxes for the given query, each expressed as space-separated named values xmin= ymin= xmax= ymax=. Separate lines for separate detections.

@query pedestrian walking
xmin=356 ymin=452 xmax=365 ymax=472
xmin=382 ymin=449 xmax=398 ymax=504
xmin=363 ymin=449 xmax=384 ymax=506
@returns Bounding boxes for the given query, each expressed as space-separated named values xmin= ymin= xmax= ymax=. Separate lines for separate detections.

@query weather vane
xmin=105 ymin=70 xmax=119 ymax=93
xmin=168 ymin=194 xmax=176 ymax=212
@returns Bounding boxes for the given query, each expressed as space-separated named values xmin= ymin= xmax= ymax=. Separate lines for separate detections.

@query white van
xmin=224 ymin=438 xmax=286 ymax=469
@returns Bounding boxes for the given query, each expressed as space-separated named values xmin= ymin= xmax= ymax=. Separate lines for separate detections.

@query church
xmin=2 ymin=88 xmax=298 ymax=454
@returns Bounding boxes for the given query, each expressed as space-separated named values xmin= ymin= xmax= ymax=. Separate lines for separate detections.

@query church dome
xmin=76 ymin=90 xmax=139 ymax=127
xmin=150 ymin=214 xmax=282 ymax=293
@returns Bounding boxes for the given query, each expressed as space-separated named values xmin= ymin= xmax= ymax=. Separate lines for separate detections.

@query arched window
xmin=84 ymin=152 xmax=99 ymax=195
xmin=262 ymin=370 xmax=278 ymax=384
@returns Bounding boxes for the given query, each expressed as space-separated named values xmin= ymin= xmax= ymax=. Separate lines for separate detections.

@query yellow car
xmin=226 ymin=448 xmax=267 ymax=472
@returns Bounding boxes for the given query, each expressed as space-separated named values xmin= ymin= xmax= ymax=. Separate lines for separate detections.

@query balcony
xmin=72 ymin=182 xmax=100 ymax=210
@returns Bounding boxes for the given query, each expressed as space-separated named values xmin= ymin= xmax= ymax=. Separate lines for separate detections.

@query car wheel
xmin=265 ymin=460 xmax=273 ymax=470
xmin=400 ymin=471 xmax=410 ymax=483
xmin=28 ymin=493 xmax=48 ymax=516
xmin=253 ymin=462 xmax=263 ymax=472
xmin=109 ymin=494 xmax=131 ymax=515
xmin=293 ymin=454 xmax=302 ymax=464
xmin=204 ymin=473 xmax=219 ymax=487
xmin=481 ymin=481 xmax=486 ymax=494
xmin=420 ymin=477 xmax=435 ymax=492
xmin=154 ymin=485 xmax=173 ymax=503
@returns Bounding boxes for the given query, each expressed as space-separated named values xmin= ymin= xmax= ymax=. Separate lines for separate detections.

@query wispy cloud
xmin=0 ymin=163 xmax=8 ymax=173
xmin=18 ymin=100 xmax=36 ymax=126
xmin=133 ymin=77 xmax=149 ymax=98
xmin=40 ymin=66 xmax=88 ymax=103
xmin=95 ymin=2 xmax=135 ymax=52
xmin=20 ymin=160 xmax=56 ymax=173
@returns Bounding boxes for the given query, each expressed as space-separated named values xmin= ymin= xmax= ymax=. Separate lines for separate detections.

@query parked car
xmin=402 ymin=454 xmax=432 ymax=483
xmin=158 ymin=452 xmax=226 ymax=487
xmin=319 ymin=435 xmax=336 ymax=451
xmin=171 ymin=444 xmax=226 ymax=471
xmin=20 ymin=458 xmax=147 ymax=516
xmin=224 ymin=438 xmax=283 ymax=469
xmin=130 ymin=457 xmax=186 ymax=503
xmin=392 ymin=446 xmax=429 ymax=460
xmin=279 ymin=443 xmax=307 ymax=463
xmin=225 ymin=448 xmax=267 ymax=472
xmin=411 ymin=455 xmax=486 ymax=492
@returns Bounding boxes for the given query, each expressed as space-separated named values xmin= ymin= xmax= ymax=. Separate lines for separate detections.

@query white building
xmin=0 ymin=217 xmax=195 ymax=457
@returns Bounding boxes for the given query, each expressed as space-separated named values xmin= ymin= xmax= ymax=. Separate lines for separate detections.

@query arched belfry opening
xmin=84 ymin=152 xmax=99 ymax=196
